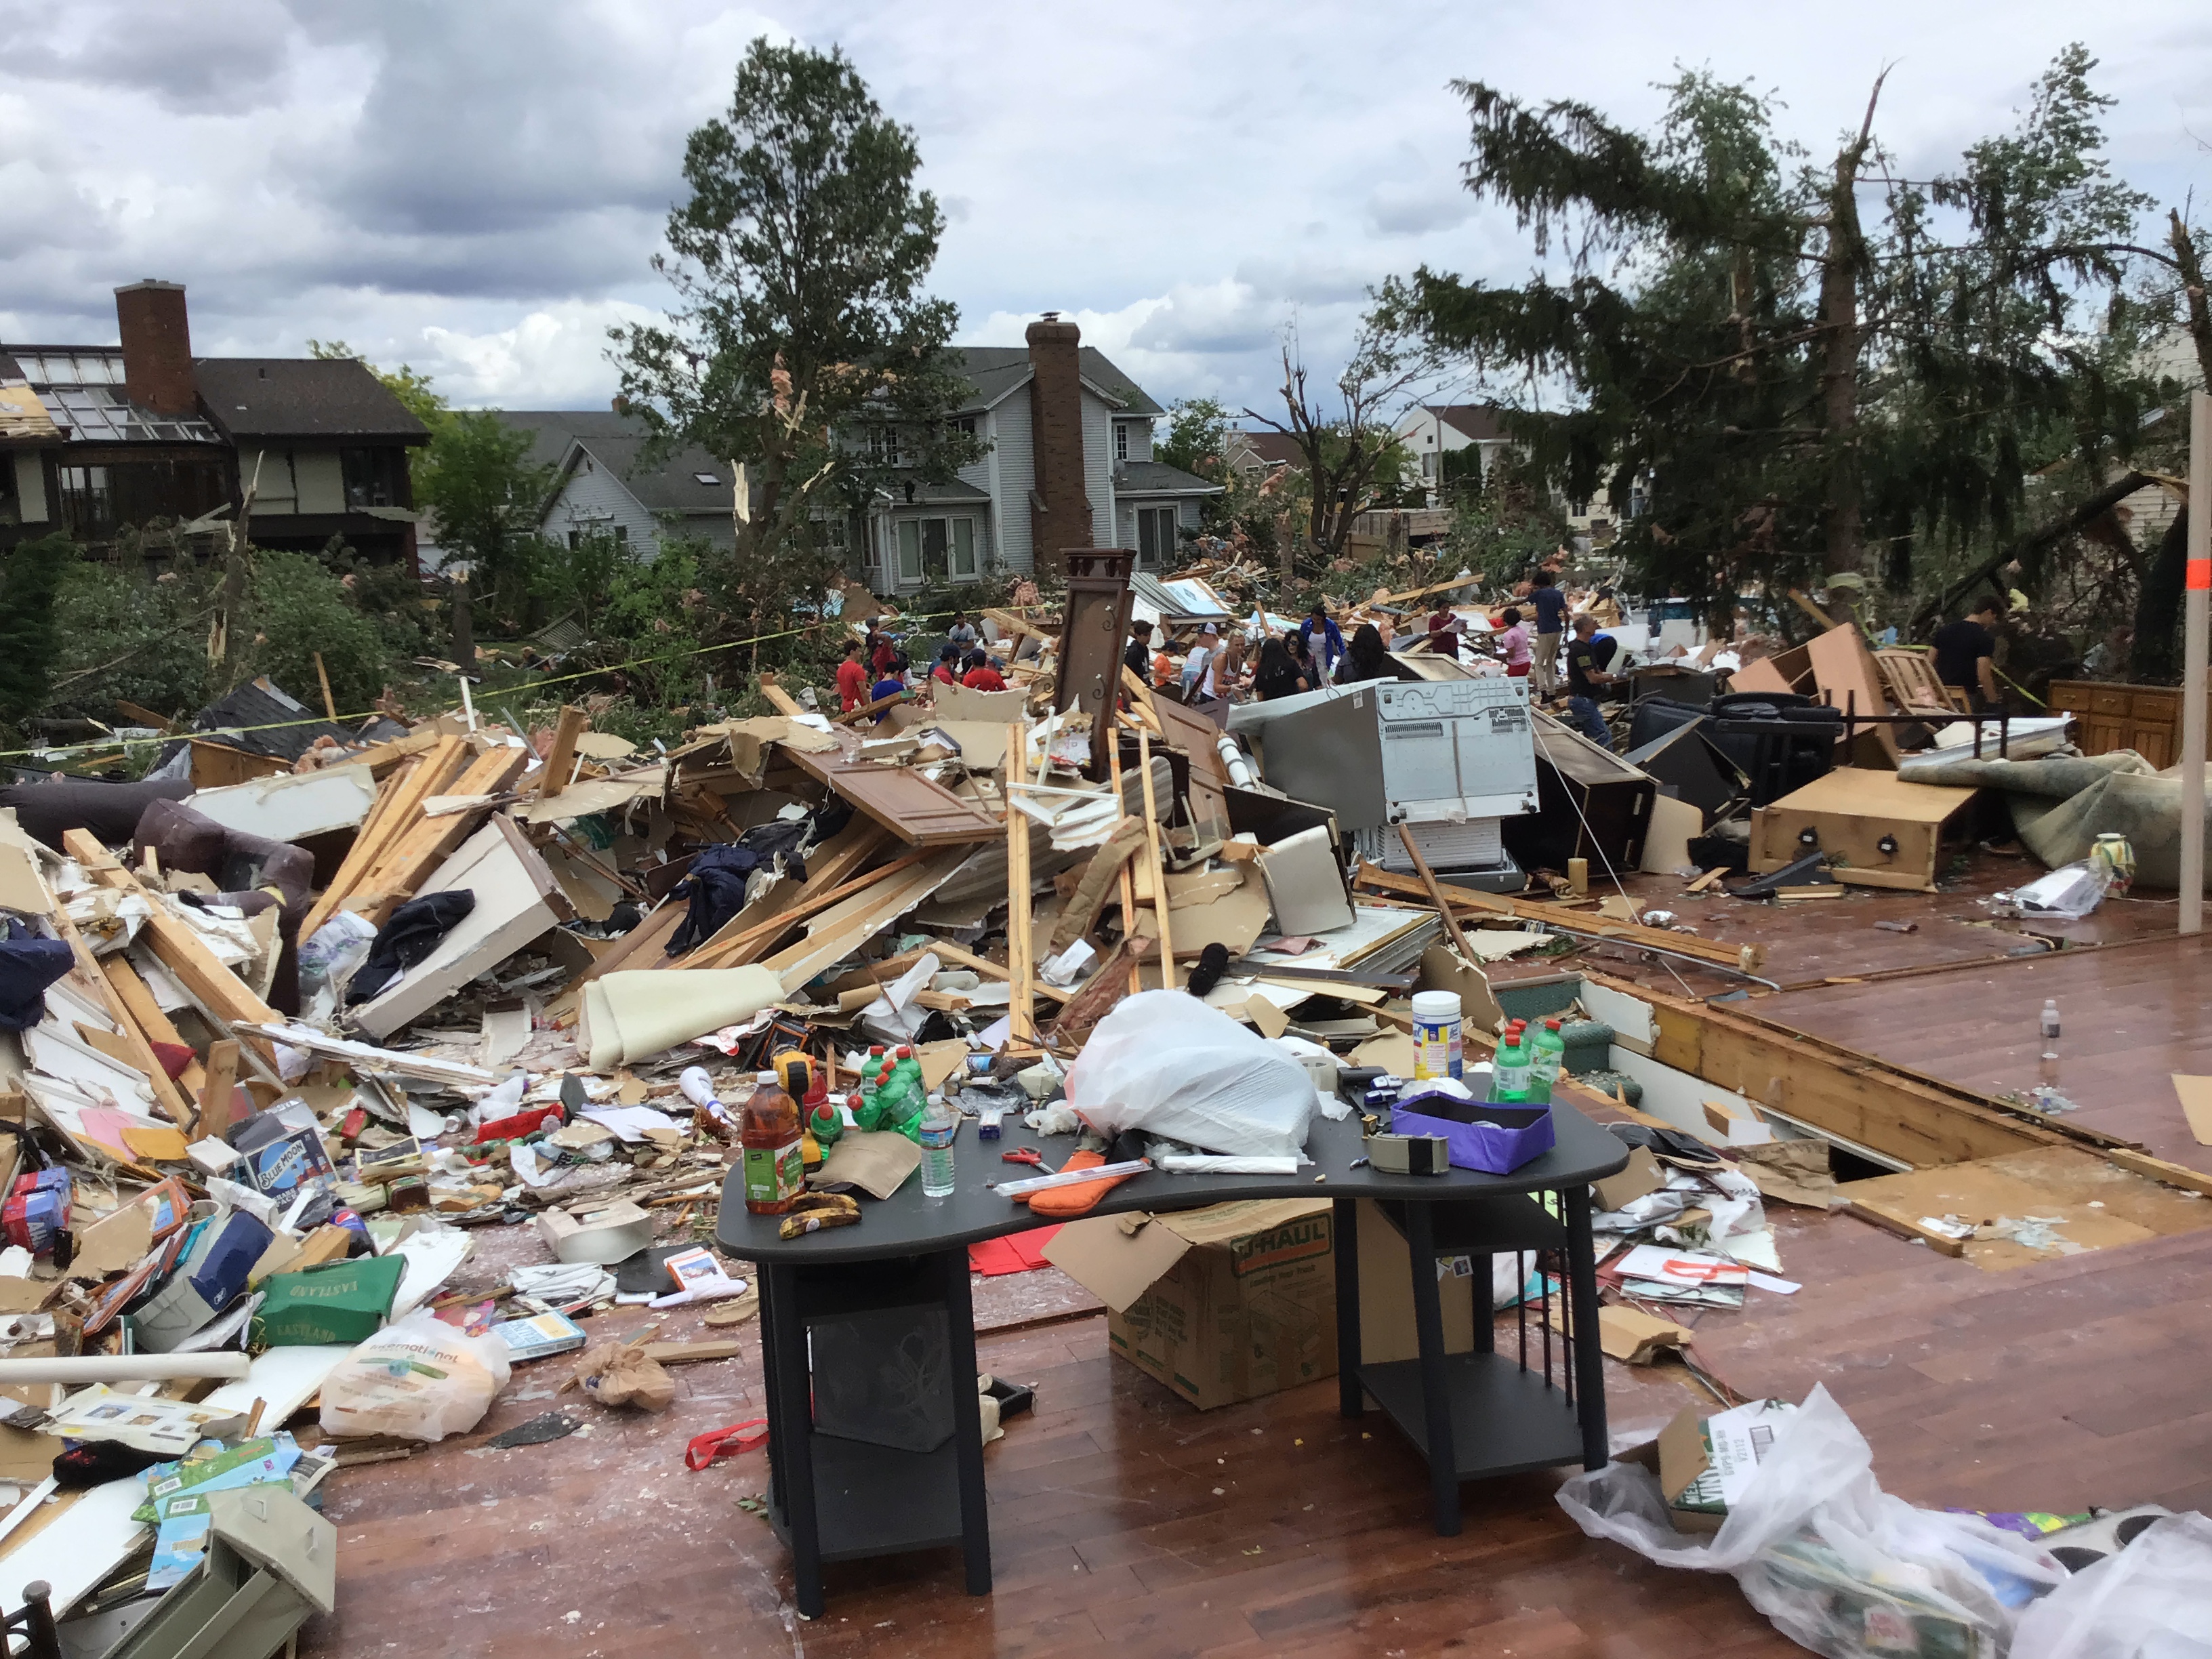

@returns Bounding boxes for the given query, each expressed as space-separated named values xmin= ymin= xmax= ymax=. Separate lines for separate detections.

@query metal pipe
xmin=0 ymin=1353 xmax=251 ymax=1385
xmin=2183 ymin=389 xmax=2209 ymax=936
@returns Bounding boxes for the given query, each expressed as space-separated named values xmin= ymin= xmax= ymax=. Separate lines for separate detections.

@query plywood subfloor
xmin=1767 ymin=931 xmax=2212 ymax=1166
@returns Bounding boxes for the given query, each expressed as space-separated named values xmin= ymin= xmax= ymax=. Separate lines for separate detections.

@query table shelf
xmin=1369 ymin=1194 xmax=1568 ymax=1254
xmin=769 ymin=1433 xmax=968 ymax=1564
xmin=1355 ymin=1353 xmax=1589 ymax=1479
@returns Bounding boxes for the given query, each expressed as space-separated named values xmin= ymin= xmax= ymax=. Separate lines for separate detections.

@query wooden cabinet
xmin=2047 ymin=681 xmax=2211 ymax=769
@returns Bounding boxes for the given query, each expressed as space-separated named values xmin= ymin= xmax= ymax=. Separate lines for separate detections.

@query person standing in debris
xmin=1252 ymin=636 xmax=1310 ymax=701
xmin=1284 ymin=628 xmax=1317 ymax=688
xmin=945 ymin=611 xmax=979 ymax=654
xmin=835 ymin=640 xmax=869 ymax=713
xmin=1563 ymin=615 xmax=1619 ymax=746
xmin=1933 ymin=596 xmax=2005 ymax=712
xmin=2081 ymin=622 xmax=2132 ymax=680
xmin=1299 ymin=603 xmax=1345 ymax=685
xmin=1335 ymin=622 xmax=1392 ymax=684
xmin=1529 ymin=571 xmax=1568 ymax=697
xmin=1124 ymin=620 xmax=1154 ymax=684
xmin=1180 ymin=626 xmax=1221 ymax=705
xmin=1495 ymin=607 xmax=1532 ymax=678
xmin=1425 ymin=604 xmax=1461 ymax=658
xmin=960 ymin=650 xmax=1006 ymax=691
xmin=1218 ymin=632 xmax=1250 ymax=701
xmin=930 ymin=644 xmax=961 ymax=686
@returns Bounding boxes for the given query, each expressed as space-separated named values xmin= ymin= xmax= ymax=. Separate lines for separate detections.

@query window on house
xmin=1115 ymin=424 xmax=1128 ymax=462
xmin=869 ymin=427 xmax=911 ymax=466
xmin=895 ymin=515 xmax=979 ymax=583
xmin=953 ymin=416 xmax=978 ymax=438
xmin=340 ymin=447 xmax=409 ymax=510
xmin=58 ymin=466 xmax=115 ymax=539
xmin=1135 ymin=504 xmax=1179 ymax=569
xmin=694 ymin=471 xmax=721 ymax=486
xmin=1420 ymin=453 xmax=1435 ymax=480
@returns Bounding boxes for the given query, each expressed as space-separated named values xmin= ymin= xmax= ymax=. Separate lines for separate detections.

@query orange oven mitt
xmin=1022 ymin=1149 xmax=1143 ymax=1218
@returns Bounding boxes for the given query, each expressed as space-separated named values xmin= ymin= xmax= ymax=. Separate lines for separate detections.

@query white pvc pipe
xmin=1216 ymin=735 xmax=1256 ymax=789
xmin=0 ymin=1353 xmax=251 ymax=1385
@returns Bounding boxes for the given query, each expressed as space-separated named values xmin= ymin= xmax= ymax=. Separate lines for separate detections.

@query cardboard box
xmin=1046 ymin=1199 xmax=1336 ymax=1410
xmin=1624 ymin=1398 xmax=1796 ymax=1534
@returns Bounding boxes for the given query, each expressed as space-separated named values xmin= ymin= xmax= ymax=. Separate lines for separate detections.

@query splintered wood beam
xmin=535 ymin=705 xmax=588 ymax=800
xmin=756 ymin=673 xmax=805 ymax=716
xmin=1006 ymin=722 xmax=1037 ymax=1042
xmin=1136 ymin=731 xmax=1174 ymax=974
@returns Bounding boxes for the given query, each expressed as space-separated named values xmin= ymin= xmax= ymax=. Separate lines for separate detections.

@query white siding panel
xmin=293 ymin=449 xmax=344 ymax=514
xmin=13 ymin=453 xmax=49 ymax=523
xmin=994 ymin=394 xmax=1035 ymax=574
xmin=238 ymin=446 xmax=296 ymax=512
xmin=1082 ymin=390 xmax=1115 ymax=549
xmin=545 ymin=454 xmax=660 ymax=563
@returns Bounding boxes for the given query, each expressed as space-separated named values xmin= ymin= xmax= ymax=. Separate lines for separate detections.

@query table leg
xmin=1332 ymin=1197 xmax=1362 ymax=1418
xmin=939 ymin=1249 xmax=994 ymax=1596
xmin=1404 ymin=1201 xmax=1460 ymax=1536
xmin=1561 ymin=1186 xmax=1609 ymax=1470
xmin=1470 ymin=1251 xmax=1494 ymax=1354
xmin=764 ymin=1264 xmax=825 ymax=1619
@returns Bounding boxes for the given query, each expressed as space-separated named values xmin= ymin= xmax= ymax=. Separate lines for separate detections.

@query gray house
xmin=492 ymin=317 xmax=1217 ymax=594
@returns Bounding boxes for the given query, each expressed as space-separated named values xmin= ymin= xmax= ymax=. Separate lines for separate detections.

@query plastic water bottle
xmin=918 ymin=1099 xmax=958 ymax=1197
xmin=2039 ymin=999 xmax=2060 ymax=1062
xmin=1530 ymin=1019 xmax=1565 ymax=1104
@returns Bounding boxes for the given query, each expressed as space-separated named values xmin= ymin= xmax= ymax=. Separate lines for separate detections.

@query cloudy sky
xmin=3 ymin=0 xmax=2206 ymax=419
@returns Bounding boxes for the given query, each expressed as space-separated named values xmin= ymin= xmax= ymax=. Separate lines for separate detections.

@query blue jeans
xmin=1567 ymin=695 xmax=1611 ymax=747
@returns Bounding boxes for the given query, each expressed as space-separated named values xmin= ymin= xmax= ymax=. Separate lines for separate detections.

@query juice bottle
xmin=741 ymin=1068 xmax=805 ymax=1214
xmin=1529 ymin=1019 xmax=1565 ymax=1104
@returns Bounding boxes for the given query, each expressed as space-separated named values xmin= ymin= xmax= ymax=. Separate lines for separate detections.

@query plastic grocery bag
xmin=319 ymin=1311 xmax=512 ymax=1442
xmin=1558 ymin=1386 xmax=2064 ymax=1657
xmin=1063 ymin=990 xmax=1317 ymax=1158
xmin=2011 ymin=1512 xmax=2212 ymax=1659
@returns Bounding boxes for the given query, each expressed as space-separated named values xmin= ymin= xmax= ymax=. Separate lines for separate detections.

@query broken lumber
xmin=62 ymin=830 xmax=282 ymax=1052
xmin=352 ymin=742 xmax=533 ymax=925
xmin=298 ymin=735 xmax=470 ymax=939
xmin=534 ymin=705 xmax=588 ymax=800
xmin=1352 ymin=861 xmax=1749 ymax=969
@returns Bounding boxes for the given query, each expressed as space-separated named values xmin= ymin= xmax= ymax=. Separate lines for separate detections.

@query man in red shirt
xmin=960 ymin=651 xmax=1006 ymax=691
xmin=834 ymin=642 xmax=869 ymax=712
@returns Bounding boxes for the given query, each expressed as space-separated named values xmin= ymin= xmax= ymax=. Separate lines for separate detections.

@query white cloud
xmin=0 ymin=0 xmax=2204 ymax=417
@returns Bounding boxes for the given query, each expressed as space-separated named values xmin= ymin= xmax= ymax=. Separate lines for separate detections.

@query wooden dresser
xmin=2046 ymin=681 xmax=2211 ymax=769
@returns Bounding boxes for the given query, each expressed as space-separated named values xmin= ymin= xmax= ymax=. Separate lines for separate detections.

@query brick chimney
xmin=115 ymin=280 xmax=197 ymax=416
xmin=1026 ymin=313 xmax=1092 ymax=568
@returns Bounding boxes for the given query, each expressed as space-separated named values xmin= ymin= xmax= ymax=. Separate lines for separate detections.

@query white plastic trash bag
xmin=1559 ymin=1386 xmax=2064 ymax=1657
xmin=2012 ymin=1512 xmax=2212 ymax=1659
xmin=319 ymin=1311 xmax=512 ymax=1443
xmin=1064 ymin=990 xmax=1317 ymax=1158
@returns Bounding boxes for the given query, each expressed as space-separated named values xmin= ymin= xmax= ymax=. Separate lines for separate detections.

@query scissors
xmin=1000 ymin=1147 xmax=1058 ymax=1174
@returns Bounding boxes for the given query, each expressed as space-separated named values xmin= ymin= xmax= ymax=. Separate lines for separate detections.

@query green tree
xmin=413 ymin=411 xmax=556 ymax=631
xmin=1244 ymin=314 xmax=1433 ymax=579
xmin=242 ymin=550 xmax=394 ymax=712
xmin=612 ymin=38 xmax=980 ymax=628
xmin=1386 ymin=49 xmax=2160 ymax=632
xmin=1157 ymin=396 xmax=1231 ymax=479
xmin=0 ymin=532 xmax=78 ymax=726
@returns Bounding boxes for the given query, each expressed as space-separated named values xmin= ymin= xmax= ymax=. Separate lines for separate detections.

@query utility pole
xmin=2181 ymin=389 xmax=2208 ymax=935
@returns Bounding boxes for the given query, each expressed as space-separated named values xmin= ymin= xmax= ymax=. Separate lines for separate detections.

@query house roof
xmin=949 ymin=347 xmax=1164 ymax=417
xmin=1114 ymin=459 xmax=1221 ymax=497
xmin=195 ymin=358 xmax=431 ymax=445
xmin=0 ymin=344 xmax=222 ymax=444
xmin=1227 ymin=430 xmax=1305 ymax=469
xmin=1429 ymin=403 xmax=1510 ymax=443
xmin=491 ymin=413 xmax=741 ymax=520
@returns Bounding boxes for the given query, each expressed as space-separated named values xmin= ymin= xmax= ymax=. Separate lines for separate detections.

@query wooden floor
xmin=296 ymin=1191 xmax=2212 ymax=1659
xmin=1765 ymin=931 xmax=2212 ymax=1164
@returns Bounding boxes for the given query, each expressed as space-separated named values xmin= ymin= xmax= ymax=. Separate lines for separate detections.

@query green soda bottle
xmin=1529 ymin=1019 xmax=1565 ymax=1104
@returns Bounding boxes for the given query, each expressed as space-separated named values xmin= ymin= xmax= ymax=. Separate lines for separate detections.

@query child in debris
xmin=835 ymin=641 xmax=869 ymax=712
xmin=1425 ymin=605 xmax=1462 ymax=657
xmin=1253 ymin=636 xmax=1309 ymax=701
xmin=1495 ymin=607 xmax=1532 ymax=677
xmin=960 ymin=651 xmax=1006 ymax=691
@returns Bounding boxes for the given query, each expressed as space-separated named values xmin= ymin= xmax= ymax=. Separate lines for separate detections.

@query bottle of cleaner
xmin=741 ymin=1069 xmax=804 ymax=1214
xmin=1494 ymin=1023 xmax=1532 ymax=1101
xmin=1530 ymin=1019 xmax=1566 ymax=1104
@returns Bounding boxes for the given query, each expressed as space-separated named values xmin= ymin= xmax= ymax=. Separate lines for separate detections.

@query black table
xmin=718 ymin=1103 xmax=1627 ymax=1618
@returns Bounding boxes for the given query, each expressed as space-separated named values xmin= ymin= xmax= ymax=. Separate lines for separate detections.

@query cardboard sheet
xmin=2173 ymin=1075 xmax=2212 ymax=1147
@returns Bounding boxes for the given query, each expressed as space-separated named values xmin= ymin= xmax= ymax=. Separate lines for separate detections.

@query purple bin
xmin=1389 ymin=1091 xmax=1556 ymax=1175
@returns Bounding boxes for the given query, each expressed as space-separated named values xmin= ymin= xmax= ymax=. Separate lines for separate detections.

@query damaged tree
xmin=612 ymin=37 xmax=981 ymax=624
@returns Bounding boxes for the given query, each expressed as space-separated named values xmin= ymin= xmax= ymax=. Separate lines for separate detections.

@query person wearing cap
xmin=960 ymin=650 xmax=1006 ymax=691
xmin=1180 ymin=625 xmax=1222 ymax=705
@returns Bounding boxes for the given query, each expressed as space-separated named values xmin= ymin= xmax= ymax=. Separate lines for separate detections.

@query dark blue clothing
xmin=1299 ymin=617 xmax=1346 ymax=676
xmin=1531 ymin=586 xmax=1568 ymax=635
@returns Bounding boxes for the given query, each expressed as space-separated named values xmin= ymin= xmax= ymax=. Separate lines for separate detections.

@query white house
xmin=1393 ymin=401 xmax=1624 ymax=536
xmin=497 ymin=318 xmax=1218 ymax=594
